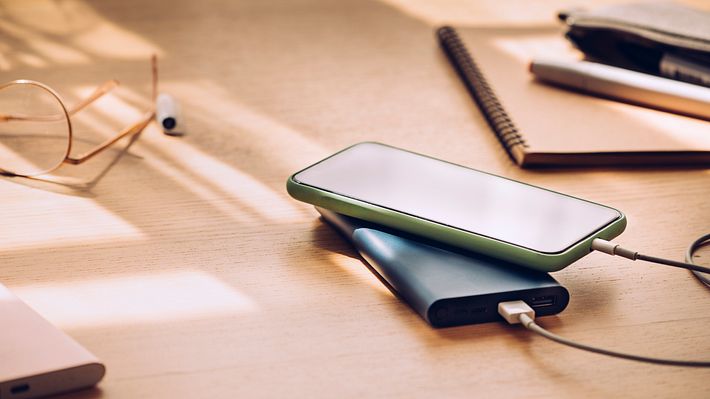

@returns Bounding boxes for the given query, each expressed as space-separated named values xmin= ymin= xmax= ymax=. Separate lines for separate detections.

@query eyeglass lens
xmin=0 ymin=83 xmax=70 ymax=176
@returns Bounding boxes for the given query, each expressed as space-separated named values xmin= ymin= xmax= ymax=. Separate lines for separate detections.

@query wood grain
xmin=0 ymin=1 xmax=708 ymax=398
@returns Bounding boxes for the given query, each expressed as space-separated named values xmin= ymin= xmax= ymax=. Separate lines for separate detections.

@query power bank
xmin=317 ymin=207 xmax=569 ymax=327
xmin=0 ymin=283 xmax=105 ymax=399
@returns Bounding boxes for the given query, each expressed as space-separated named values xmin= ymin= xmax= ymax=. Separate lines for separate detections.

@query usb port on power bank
xmin=530 ymin=296 xmax=555 ymax=308
xmin=11 ymin=383 xmax=30 ymax=395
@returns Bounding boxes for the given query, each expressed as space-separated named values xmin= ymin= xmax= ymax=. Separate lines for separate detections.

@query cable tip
xmin=591 ymin=238 xmax=617 ymax=255
xmin=591 ymin=238 xmax=638 ymax=260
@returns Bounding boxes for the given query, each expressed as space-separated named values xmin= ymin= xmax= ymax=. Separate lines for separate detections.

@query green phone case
xmin=287 ymin=143 xmax=626 ymax=272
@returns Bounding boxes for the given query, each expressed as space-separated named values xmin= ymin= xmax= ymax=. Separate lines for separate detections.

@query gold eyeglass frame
xmin=0 ymin=55 xmax=158 ymax=177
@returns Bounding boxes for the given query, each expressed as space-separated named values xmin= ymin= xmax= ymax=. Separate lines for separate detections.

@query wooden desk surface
xmin=1 ymin=1 xmax=709 ymax=398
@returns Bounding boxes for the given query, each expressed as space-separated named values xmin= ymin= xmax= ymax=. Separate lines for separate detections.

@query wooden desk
xmin=1 ymin=1 xmax=709 ymax=397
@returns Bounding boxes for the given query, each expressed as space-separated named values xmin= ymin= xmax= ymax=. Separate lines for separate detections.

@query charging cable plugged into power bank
xmin=318 ymin=206 xmax=710 ymax=368
xmin=497 ymin=234 xmax=710 ymax=368
xmin=498 ymin=300 xmax=710 ymax=368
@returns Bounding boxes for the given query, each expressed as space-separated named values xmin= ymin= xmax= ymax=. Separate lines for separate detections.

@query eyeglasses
xmin=0 ymin=56 xmax=158 ymax=177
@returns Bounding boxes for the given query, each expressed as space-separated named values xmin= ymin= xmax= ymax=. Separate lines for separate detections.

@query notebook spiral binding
xmin=436 ymin=26 xmax=529 ymax=162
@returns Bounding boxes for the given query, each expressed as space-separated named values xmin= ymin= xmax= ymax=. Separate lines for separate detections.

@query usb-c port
xmin=530 ymin=296 xmax=555 ymax=308
xmin=11 ymin=383 xmax=30 ymax=395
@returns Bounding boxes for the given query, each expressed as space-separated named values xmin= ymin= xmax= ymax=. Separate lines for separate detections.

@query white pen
xmin=530 ymin=58 xmax=710 ymax=121
xmin=156 ymin=93 xmax=183 ymax=135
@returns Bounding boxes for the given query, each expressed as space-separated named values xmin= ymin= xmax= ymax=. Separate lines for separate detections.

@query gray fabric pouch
xmin=560 ymin=2 xmax=710 ymax=85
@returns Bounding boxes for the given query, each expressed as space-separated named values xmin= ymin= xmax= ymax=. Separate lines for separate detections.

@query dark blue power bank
xmin=317 ymin=207 xmax=569 ymax=327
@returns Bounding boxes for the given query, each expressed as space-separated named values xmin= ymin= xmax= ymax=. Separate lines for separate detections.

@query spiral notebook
xmin=437 ymin=26 xmax=710 ymax=168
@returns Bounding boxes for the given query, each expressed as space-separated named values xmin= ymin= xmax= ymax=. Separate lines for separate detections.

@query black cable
xmin=635 ymin=253 xmax=710 ymax=274
xmin=592 ymin=235 xmax=710 ymax=286
xmin=685 ymin=233 xmax=710 ymax=288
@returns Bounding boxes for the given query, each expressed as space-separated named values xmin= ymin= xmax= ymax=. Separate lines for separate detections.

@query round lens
xmin=0 ymin=82 xmax=70 ymax=176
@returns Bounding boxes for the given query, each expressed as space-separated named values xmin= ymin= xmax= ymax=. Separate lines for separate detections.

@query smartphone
xmin=287 ymin=142 xmax=626 ymax=272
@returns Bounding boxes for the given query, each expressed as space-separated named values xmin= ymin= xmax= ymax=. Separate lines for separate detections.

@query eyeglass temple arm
xmin=63 ymin=55 xmax=159 ymax=165
xmin=66 ymin=80 xmax=120 ymax=116
xmin=0 ymin=80 xmax=119 ymax=122
xmin=2 ymin=54 xmax=156 ymax=122
xmin=64 ymin=110 xmax=154 ymax=165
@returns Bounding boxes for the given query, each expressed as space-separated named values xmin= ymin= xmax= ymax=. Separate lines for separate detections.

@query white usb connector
xmin=497 ymin=300 xmax=534 ymax=325
xmin=590 ymin=238 xmax=638 ymax=260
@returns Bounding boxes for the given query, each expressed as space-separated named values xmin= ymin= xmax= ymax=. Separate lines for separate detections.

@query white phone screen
xmin=294 ymin=143 xmax=620 ymax=253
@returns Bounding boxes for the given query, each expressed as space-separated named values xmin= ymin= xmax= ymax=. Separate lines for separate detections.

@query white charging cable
xmin=498 ymin=300 xmax=710 ymax=367
xmin=497 ymin=233 xmax=710 ymax=367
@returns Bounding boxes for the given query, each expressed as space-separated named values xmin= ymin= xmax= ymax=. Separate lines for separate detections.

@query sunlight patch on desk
xmin=0 ymin=0 xmax=162 ymax=61
xmin=327 ymin=253 xmax=392 ymax=297
xmin=0 ymin=194 xmax=143 ymax=251
xmin=0 ymin=19 xmax=90 ymax=66
xmin=154 ymin=80 xmax=330 ymax=221
xmin=144 ymin=138 xmax=304 ymax=223
xmin=82 ymin=83 xmax=313 ymax=224
xmin=602 ymin=103 xmax=710 ymax=149
xmin=14 ymin=52 xmax=48 ymax=69
xmin=13 ymin=270 xmax=257 ymax=330
xmin=61 ymin=87 xmax=279 ymax=224
xmin=0 ymin=144 xmax=47 ymax=178
xmin=73 ymin=22 xmax=163 ymax=60
xmin=144 ymin=139 xmax=300 ymax=218
xmin=0 ymin=0 xmax=91 ymax=36
xmin=168 ymin=80 xmax=330 ymax=171
xmin=140 ymin=147 xmax=259 ymax=225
